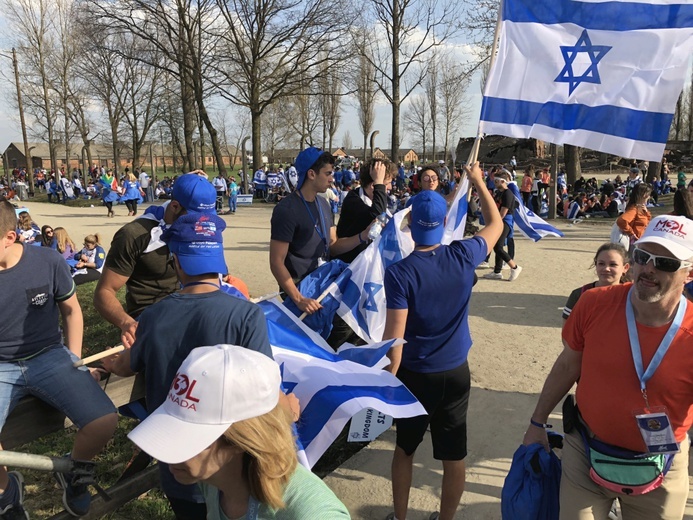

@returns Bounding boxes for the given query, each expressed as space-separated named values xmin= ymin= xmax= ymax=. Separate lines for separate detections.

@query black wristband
xmin=530 ymin=419 xmax=553 ymax=429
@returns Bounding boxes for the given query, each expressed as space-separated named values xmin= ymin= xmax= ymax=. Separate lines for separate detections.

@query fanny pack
xmin=580 ymin=431 xmax=674 ymax=495
xmin=564 ymin=394 xmax=675 ymax=496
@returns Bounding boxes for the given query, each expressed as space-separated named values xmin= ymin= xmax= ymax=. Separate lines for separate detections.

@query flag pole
xmin=463 ymin=0 xmax=504 ymax=192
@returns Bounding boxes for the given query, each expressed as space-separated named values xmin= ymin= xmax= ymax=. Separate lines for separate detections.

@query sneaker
xmin=429 ymin=514 xmax=440 ymax=520
xmin=482 ymin=272 xmax=504 ymax=280
xmin=476 ymin=261 xmax=491 ymax=269
xmin=0 ymin=472 xmax=29 ymax=520
xmin=509 ymin=265 xmax=523 ymax=282
xmin=54 ymin=468 xmax=91 ymax=517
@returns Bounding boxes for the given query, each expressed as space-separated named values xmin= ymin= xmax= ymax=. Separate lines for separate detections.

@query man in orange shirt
xmin=523 ymin=215 xmax=693 ymax=520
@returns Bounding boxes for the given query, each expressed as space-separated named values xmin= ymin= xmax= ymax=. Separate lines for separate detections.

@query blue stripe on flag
xmin=298 ymin=385 xmax=422 ymax=450
xmin=481 ymin=97 xmax=672 ymax=144
xmin=337 ymin=339 xmax=396 ymax=368
xmin=259 ymin=301 xmax=340 ymax=362
xmin=504 ymin=0 xmax=693 ymax=31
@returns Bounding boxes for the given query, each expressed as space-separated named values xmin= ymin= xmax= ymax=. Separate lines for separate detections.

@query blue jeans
xmin=0 ymin=345 xmax=116 ymax=430
xmin=229 ymin=193 xmax=237 ymax=212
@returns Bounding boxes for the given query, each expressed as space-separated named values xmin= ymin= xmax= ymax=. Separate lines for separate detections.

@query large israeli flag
xmin=259 ymin=298 xmax=426 ymax=468
xmin=507 ymin=182 xmax=565 ymax=241
xmin=480 ymin=0 xmax=693 ymax=161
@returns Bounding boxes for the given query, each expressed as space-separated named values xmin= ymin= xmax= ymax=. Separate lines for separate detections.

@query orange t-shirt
xmin=563 ymin=283 xmax=693 ymax=452
xmin=521 ymin=176 xmax=533 ymax=193
xmin=616 ymin=206 xmax=651 ymax=239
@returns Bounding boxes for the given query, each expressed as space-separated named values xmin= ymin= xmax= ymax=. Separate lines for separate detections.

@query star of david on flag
xmin=555 ymin=30 xmax=611 ymax=95
xmin=480 ymin=0 xmax=693 ymax=161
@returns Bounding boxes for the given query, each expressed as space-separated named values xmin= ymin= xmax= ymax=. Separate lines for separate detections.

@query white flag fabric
xmin=480 ymin=0 xmax=693 ymax=161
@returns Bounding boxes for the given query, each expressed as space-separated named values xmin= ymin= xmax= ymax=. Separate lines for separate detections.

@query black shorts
xmin=395 ymin=361 xmax=470 ymax=461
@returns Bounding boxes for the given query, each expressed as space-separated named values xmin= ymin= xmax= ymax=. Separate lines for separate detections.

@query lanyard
xmin=297 ymin=191 xmax=329 ymax=257
xmin=625 ymin=286 xmax=687 ymax=409
xmin=246 ymin=496 xmax=260 ymax=520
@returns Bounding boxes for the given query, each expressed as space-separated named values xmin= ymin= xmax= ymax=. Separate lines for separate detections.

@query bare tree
xmin=317 ymin=56 xmax=342 ymax=151
xmin=343 ymin=130 xmax=353 ymax=151
xmin=439 ymin=56 xmax=472 ymax=162
xmin=403 ymin=94 xmax=431 ymax=160
xmin=261 ymin=102 xmax=292 ymax=165
xmin=354 ymin=36 xmax=378 ymax=160
xmin=425 ymin=54 xmax=439 ymax=161
xmin=7 ymin=0 xmax=59 ymax=172
xmin=212 ymin=0 xmax=348 ymax=170
xmin=354 ymin=0 xmax=459 ymax=161
xmin=285 ymin=79 xmax=322 ymax=149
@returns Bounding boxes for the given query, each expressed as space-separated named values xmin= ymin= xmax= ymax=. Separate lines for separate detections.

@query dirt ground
xmin=14 ymin=197 xmax=693 ymax=519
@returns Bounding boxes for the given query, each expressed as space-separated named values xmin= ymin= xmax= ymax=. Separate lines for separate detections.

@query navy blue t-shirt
xmin=384 ymin=236 xmax=487 ymax=373
xmin=0 ymin=244 xmax=75 ymax=360
xmin=130 ymin=291 xmax=273 ymax=412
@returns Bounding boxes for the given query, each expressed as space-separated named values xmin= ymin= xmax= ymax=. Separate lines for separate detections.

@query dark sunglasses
xmin=632 ymin=247 xmax=692 ymax=273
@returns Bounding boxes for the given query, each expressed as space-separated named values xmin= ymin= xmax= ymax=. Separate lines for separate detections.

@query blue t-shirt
xmin=0 ymin=244 xmax=76 ymax=360
xmin=384 ymin=236 xmax=487 ymax=373
xmin=130 ymin=291 xmax=273 ymax=413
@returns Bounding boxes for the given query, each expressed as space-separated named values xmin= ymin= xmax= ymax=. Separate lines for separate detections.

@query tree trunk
xmin=251 ymin=109 xmax=262 ymax=172
xmin=391 ymin=0 xmax=400 ymax=162
xmin=564 ymin=144 xmax=581 ymax=187
xmin=647 ymin=162 xmax=660 ymax=184
xmin=363 ymin=134 xmax=368 ymax=162
xmin=180 ymin=66 xmax=196 ymax=172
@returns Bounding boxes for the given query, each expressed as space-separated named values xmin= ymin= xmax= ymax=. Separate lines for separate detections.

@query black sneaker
xmin=54 ymin=470 xmax=91 ymax=517
xmin=0 ymin=472 xmax=29 ymax=520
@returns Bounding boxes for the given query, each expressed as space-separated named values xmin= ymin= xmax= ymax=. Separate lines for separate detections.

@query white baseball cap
xmin=128 ymin=345 xmax=280 ymax=464
xmin=635 ymin=215 xmax=693 ymax=261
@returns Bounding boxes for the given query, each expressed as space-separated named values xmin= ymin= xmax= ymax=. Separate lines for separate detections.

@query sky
xmin=0 ymin=7 xmax=486 ymax=158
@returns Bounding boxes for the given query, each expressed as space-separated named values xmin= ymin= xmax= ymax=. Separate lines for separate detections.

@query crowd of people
xmin=2 ymin=145 xmax=693 ymax=520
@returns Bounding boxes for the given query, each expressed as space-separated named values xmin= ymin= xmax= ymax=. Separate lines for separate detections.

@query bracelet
xmin=358 ymin=232 xmax=366 ymax=245
xmin=530 ymin=418 xmax=553 ymax=429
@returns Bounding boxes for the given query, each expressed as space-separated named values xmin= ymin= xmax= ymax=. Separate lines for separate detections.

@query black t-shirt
xmin=271 ymin=191 xmax=332 ymax=280
xmin=335 ymin=186 xmax=388 ymax=263
xmin=562 ymin=282 xmax=596 ymax=319
xmin=606 ymin=200 xmax=619 ymax=217
xmin=104 ymin=218 xmax=178 ymax=317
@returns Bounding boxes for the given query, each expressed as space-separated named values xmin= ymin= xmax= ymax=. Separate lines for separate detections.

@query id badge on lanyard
xmin=626 ymin=287 xmax=686 ymax=454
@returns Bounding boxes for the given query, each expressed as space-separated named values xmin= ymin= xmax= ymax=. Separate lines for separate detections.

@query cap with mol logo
xmin=127 ymin=345 xmax=280 ymax=464
xmin=635 ymin=215 xmax=693 ymax=261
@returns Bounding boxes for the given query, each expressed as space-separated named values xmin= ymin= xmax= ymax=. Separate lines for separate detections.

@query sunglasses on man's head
xmin=632 ymin=247 xmax=692 ymax=273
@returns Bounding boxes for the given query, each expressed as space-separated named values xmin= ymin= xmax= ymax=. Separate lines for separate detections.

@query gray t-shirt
xmin=201 ymin=464 xmax=350 ymax=519
xmin=0 ymin=244 xmax=75 ymax=360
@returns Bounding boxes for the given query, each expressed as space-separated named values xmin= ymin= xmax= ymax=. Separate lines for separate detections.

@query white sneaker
xmin=509 ymin=265 xmax=523 ymax=282
xmin=483 ymin=272 xmax=504 ymax=280
xmin=476 ymin=261 xmax=491 ymax=269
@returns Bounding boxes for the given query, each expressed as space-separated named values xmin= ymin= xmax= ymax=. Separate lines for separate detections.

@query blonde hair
xmin=54 ymin=227 xmax=76 ymax=254
xmin=17 ymin=211 xmax=34 ymax=231
xmin=128 ymin=173 xmax=137 ymax=182
xmin=220 ymin=404 xmax=297 ymax=510
xmin=84 ymin=233 xmax=101 ymax=246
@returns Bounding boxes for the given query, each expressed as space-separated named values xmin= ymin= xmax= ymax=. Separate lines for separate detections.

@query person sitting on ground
xmin=73 ymin=234 xmax=107 ymax=285
xmin=0 ymin=198 xmax=117 ymax=518
xmin=54 ymin=227 xmax=78 ymax=261
xmin=605 ymin=192 xmax=621 ymax=218
xmin=16 ymin=211 xmax=40 ymax=244
xmin=127 ymin=345 xmax=350 ymax=520
xmin=40 ymin=225 xmax=57 ymax=248
xmin=562 ymin=243 xmax=630 ymax=322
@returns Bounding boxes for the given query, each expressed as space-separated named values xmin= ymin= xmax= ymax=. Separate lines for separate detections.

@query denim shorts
xmin=0 ymin=345 xmax=117 ymax=430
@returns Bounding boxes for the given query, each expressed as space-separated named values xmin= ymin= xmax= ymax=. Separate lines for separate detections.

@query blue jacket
xmin=501 ymin=434 xmax=562 ymax=520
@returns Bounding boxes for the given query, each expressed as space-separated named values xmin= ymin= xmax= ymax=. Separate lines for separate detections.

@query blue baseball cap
xmin=162 ymin=213 xmax=227 ymax=276
xmin=172 ymin=174 xmax=217 ymax=214
xmin=410 ymin=191 xmax=447 ymax=246
xmin=295 ymin=147 xmax=332 ymax=190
